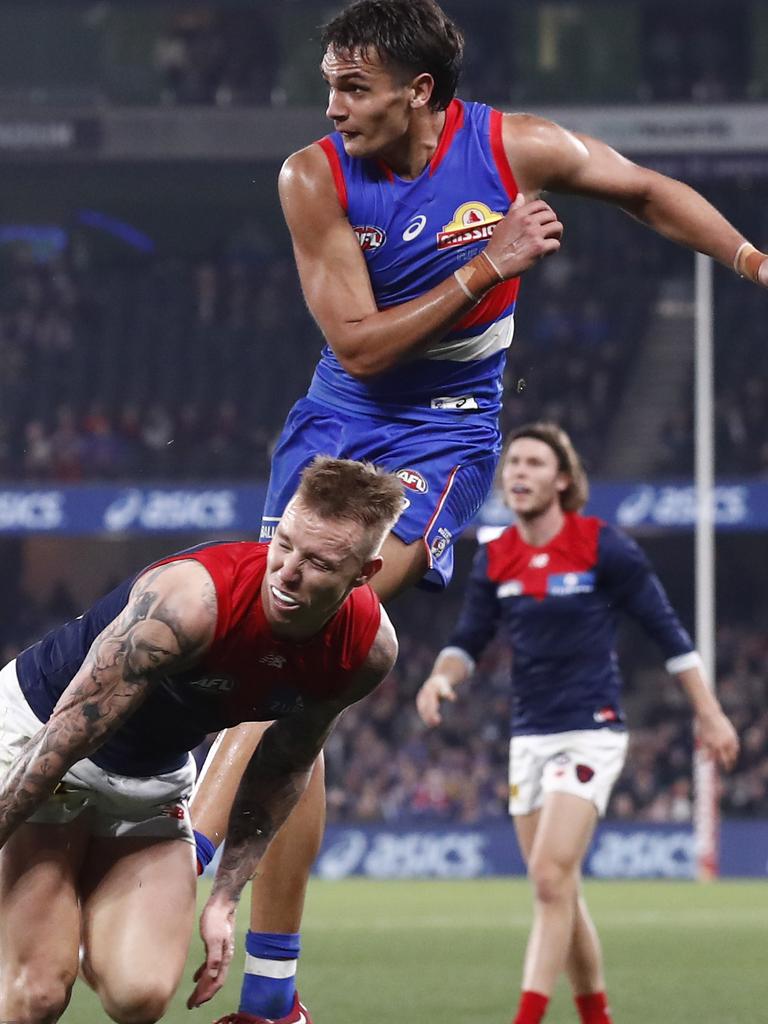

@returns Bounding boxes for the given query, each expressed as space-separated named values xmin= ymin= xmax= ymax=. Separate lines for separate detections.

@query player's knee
xmin=527 ymin=856 xmax=577 ymax=905
xmin=6 ymin=967 xmax=74 ymax=1023
xmin=101 ymin=980 xmax=176 ymax=1024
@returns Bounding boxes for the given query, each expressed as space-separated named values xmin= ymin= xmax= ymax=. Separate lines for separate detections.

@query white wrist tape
xmin=437 ymin=646 xmax=476 ymax=674
xmin=665 ymin=651 xmax=704 ymax=675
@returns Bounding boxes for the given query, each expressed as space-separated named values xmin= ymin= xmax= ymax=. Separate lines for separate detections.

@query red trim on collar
xmin=429 ymin=98 xmax=465 ymax=176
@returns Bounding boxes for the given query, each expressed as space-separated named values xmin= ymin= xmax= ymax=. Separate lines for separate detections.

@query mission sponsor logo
xmin=354 ymin=225 xmax=386 ymax=250
xmin=437 ymin=201 xmax=504 ymax=251
xmin=396 ymin=468 xmax=428 ymax=493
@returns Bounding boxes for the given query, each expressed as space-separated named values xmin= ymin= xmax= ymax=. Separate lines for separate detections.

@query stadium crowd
xmin=150 ymin=2 xmax=754 ymax=108
xmin=1 ymin=573 xmax=766 ymax=824
xmin=3 ymin=189 xmax=766 ymax=483
xmin=0 ymin=197 xmax=657 ymax=484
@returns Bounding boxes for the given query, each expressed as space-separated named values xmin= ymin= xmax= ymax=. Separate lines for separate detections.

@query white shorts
xmin=0 ymin=659 xmax=196 ymax=842
xmin=509 ymin=729 xmax=628 ymax=818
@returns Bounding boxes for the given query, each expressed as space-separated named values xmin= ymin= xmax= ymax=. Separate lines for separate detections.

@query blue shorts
xmin=260 ymin=397 xmax=501 ymax=590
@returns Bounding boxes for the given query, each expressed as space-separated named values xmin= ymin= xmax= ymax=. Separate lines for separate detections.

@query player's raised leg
xmin=79 ymin=835 xmax=197 ymax=1024
xmin=0 ymin=820 xmax=89 ymax=1024
xmin=512 ymin=793 xmax=607 ymax=1024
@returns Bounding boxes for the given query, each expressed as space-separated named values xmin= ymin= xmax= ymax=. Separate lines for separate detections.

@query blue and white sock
xmin=239 ymin=930 xmax=301 ymax=1020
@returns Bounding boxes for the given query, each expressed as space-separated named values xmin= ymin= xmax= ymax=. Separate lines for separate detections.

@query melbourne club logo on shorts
xmin=162 ymin=803 xmax=186 ymax=821
xmin=396 ymin=468 xmax=429 ymax=493
xmin=575 ymin=764 xmax=595 ymax=783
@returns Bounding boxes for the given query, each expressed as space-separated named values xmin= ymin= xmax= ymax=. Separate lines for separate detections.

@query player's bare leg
xmin=512 ymin=792 xmax=607 ymax=1023
xmin=370 ymin=532 xmax=429 ymax=602
xmin=0 ymin=820 xmax=89 ymax=1024
xmin=79 ymin=835 xmax=197 ymax=1023
xmin=514 ymin=806 xmax=606 ymax=996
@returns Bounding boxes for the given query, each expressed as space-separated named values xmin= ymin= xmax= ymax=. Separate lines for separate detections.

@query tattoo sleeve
xmin=0 ymin=562 xmax=215 ymax=846
xmin=211 ymin=705 xmax=339 ymax=905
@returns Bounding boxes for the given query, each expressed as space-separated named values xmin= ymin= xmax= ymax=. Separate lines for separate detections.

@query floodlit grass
xmin=67 ymin=878 xmax=766 ymax=1022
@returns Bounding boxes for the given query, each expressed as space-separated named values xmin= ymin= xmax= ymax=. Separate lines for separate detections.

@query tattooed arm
xmin=187 ymin=607 xmax=398 ymax=1009
xmin=0 ymin=559 xmax=217 ymax=847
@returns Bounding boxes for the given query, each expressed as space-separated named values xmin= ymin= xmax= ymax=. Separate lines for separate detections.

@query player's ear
xmin=354 ymin=555 xmax=384 ymax=588
xmin=409 ymin=73 xmax=434 ymax=110
xmin=555 ymin=472 xmax=570 ymax=494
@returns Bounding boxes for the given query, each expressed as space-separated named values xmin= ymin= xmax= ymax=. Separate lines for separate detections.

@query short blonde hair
xmin=296 ymin=456 xmax=404 ymax=552
xmin=505 ymin=422 xmax=589 ymax=512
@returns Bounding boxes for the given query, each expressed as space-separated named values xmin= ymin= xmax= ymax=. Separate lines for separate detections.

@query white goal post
xmin=693 ymin=252 xmax=718 ymax=881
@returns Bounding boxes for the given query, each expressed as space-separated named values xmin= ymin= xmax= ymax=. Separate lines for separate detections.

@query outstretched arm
xmin=672 ymin=658 xmax=739 ymax=770
xmin=0 ymin=559 xmax=216 ymax=848
xmin=504 ymin=113 xmax=768 ymax=284
xmin=188 ymin=609 xmax=397 ymax=1008
xmin=279 ymin=145 xmax=562 ymax=379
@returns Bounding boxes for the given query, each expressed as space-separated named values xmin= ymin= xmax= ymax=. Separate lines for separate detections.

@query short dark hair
xmin=505 ymin=422 xmax=590 ymax=512
xmin=321 ymin=0 xmax=464 ymax=111
xmin=296 ymin=456 xmax=404 ymax=551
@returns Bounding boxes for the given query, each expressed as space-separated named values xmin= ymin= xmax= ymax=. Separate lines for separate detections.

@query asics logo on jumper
xmin=430 ymin=395 xmax=479 ymax=411
xmin=259 ymin=653 xmax=287 ymax=669
xmin=403 ymin=215 xmax=427 ymax=241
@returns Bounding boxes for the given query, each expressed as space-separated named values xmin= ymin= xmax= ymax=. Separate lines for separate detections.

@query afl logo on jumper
xmin=396 ymin=468 xmax=429 ymax=493
xmin=437 ymin=201 xmax=504 ymax=251
xmin=354 ymin=225 xmax=387 ymax=250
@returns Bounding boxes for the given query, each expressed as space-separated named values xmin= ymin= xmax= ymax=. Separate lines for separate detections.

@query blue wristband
xmin=193 ymin=829 xmax=216 ymax=871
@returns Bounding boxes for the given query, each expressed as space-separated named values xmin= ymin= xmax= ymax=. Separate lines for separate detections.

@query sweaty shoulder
xmin=501 ymin=112 xmax=589 ymax=194
xmin=355 ymin=606 xmax=398 ymax=692
xmin=279 ymin=141 xmax=343 ymax=211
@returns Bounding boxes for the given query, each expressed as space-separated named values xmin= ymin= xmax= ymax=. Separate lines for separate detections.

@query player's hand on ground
xmin=186 ymin=897 xmax=237 ymax=1008
xmin=485 ymin=193 xmax=563 ymax=279
xmin=416 ymin=675 xmax=457 ymax=727
xmin=696 ymin=709 xmax=740 ymax=771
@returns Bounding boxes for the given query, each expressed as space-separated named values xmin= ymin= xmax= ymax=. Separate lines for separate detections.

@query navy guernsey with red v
xmin=16 ymin=542 xmax=381 ymax=777
xmin=448 ymin=513 xmax=694 ymax=735
xmin=311 ymin=99 xmax=520 ymax=418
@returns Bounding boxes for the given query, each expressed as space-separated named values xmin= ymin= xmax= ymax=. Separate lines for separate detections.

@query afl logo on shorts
xmin=354 ymin=225 xmax=386 ymax=250
xmin=396 ymin=468 xmax=429 ymax=493
xmin=576 ymin=764 xmax=595 ymax=783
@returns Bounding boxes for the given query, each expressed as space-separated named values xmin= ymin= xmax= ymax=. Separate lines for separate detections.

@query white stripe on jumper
xmin=422 ymin=310 xmax=515 ymax=362
xmin=244 ymin=953 xmax=298 ymax=979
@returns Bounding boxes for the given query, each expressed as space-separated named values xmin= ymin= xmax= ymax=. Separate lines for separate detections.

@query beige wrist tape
xmin=454 ymin=249 xmax=504 ymax=302
xmin=733 ymin=242 xmax=768 ymax=283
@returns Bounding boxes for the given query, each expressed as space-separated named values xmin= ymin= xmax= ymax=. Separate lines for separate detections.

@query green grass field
xmin=67 ymin=878 xmax=765 ymax=1023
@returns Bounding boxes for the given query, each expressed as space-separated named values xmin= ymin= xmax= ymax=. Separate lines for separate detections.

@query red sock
xmin=575 ymin=991 xmax=612 ymax=1024
xmin=512 ymin=990 xmax=549 ymax=1024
